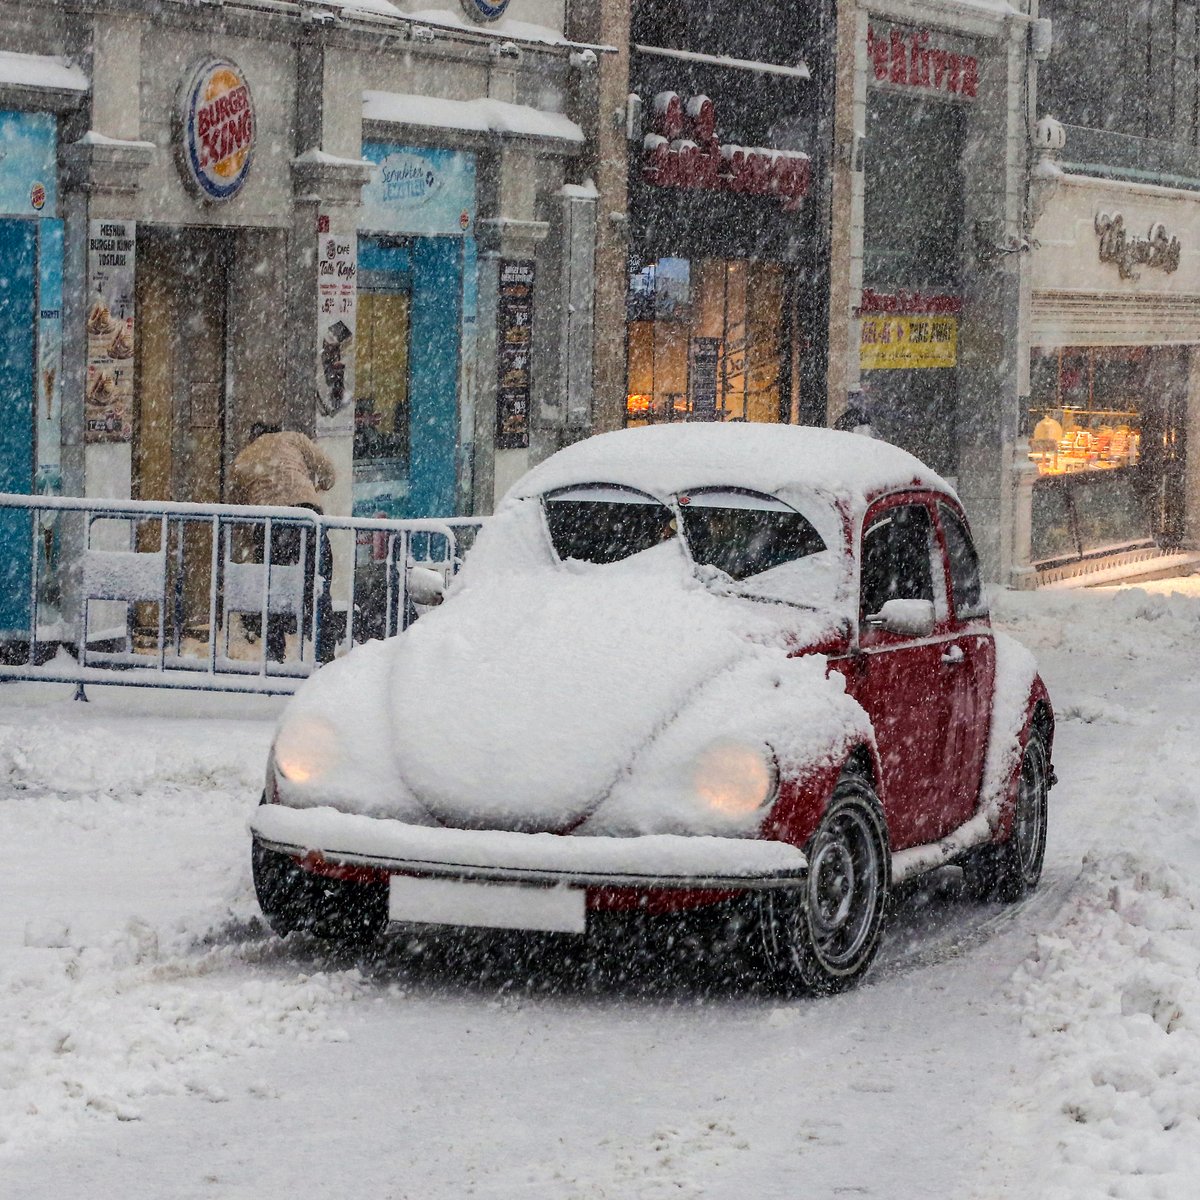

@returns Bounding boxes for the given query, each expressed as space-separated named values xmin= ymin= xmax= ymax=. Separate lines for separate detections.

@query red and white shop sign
xmin=180 ymin=58 xmax=256 ymax=202
xmin=867 ymin=26 xmax=979 ymax=100
xmin=641 ymin=92 xmax=810 ymax=212
xmin=857 ymin=287 xmax=963 ymax=316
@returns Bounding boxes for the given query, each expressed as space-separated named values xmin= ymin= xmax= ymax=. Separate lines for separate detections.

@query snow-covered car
xmin=250 ymin=424 xmax=1054 ymax=993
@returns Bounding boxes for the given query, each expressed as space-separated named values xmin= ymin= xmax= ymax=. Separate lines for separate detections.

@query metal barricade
xmin=0 ymin=493 xmax=481 ymax=696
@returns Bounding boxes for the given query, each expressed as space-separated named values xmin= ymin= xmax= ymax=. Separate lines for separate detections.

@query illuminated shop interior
xmin=1027 ymin=347 xmax=1144 ymax=476
xmin=625 ymin=257 xmax=785 ymax=424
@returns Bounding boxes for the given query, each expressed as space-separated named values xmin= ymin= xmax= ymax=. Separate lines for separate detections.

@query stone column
xmin=567 ymin=0 xmax=629 ymax=435
xmin=474 ymin=159 xmax=550 ymax=511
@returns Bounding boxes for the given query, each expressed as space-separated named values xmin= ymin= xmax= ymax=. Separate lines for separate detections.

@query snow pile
xmin=993 ymin=583 xmax=1200 ymax=1197
xmin=363 ymin=90 xmax=583 ymax=142
xmin=0 ymin=690 xmax=365 ymax=1156
xmin=1015 ymin=851 xmax=1200 ymax=1196
xmin=0 ymin=928 xmax=365 ymax=1156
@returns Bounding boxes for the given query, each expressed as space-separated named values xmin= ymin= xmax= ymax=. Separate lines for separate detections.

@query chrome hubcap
xmin=804 ymin=805 xmax=881 ymax=971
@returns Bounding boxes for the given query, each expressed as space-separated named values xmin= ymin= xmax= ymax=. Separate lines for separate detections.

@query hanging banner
xmin=359 ymin=144 xmax=476 ymax=238
xmin=315 ymin=216 xmax=357 ymax=436
xmin=85 ymin=219 xmax=135 ymax=443
xmin=36 ymin=219 xmax=63 ymax=480
xmin=0 ymin=111 xmax=57 ymax=217
xmin=496 ymin=260 xmax=533 ymax=449
xmin=860 ymin=314 xmax=957 ymax=370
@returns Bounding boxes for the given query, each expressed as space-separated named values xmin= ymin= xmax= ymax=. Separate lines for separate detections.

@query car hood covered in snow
xmin=384 ymin=534 xmax=851 ymax=834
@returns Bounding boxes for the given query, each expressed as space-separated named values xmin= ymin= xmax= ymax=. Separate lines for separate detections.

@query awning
xmin=363 ymin=90 xmax=583 ymax=146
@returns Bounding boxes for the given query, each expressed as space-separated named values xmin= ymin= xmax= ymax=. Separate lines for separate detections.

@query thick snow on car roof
xmin=508 ymin=424 xmax=952 ymax=506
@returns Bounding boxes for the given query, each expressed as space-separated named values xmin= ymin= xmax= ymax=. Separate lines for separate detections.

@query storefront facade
xmin=0 ymin=64 xmax=84 ymax=638
xmin=624 ymin=1 xmax=834 ymax=429
xmin=0 ymin=0 xmax=596 ymax=631
xmin=1017 ymin=172 xmax=1200 ymax=585
xmin=833 ymin=4 xmax=1030 ymax=578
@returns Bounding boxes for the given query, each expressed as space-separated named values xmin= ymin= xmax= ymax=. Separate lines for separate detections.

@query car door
xmin=934 ymin=502 xmax=997 ymax=830
xmin=835 ymin=495 xmax=958 ymax=851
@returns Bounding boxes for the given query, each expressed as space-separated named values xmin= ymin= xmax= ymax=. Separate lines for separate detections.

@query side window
xmin=939 ymin=505 xmax=986 ymax=617
xmin=860 ymin=504 xmax=935 ymax=618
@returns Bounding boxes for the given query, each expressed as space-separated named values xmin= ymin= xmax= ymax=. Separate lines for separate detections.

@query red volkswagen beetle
xmin=250 ymin=424 xmax=1053 ymax=993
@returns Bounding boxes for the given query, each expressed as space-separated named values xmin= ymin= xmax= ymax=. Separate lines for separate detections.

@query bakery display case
xmin=1027 ymin=348 xmax=1142 ymax=477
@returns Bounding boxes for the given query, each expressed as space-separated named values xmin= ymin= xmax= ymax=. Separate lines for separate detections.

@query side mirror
xmin=408 ymin=566 xmax=446 ymax=607
xmin=866 ymin=597 xmax=935 ymax=637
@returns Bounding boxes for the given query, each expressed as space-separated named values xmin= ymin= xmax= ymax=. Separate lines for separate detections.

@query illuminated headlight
xmin=692 ymin=739 xmax=779 ymax=817
xmin=273 ymin=715 xmax=340 ymax=785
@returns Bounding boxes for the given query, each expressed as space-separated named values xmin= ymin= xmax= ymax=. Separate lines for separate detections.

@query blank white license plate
xmin=388 ymin=876 xmax=586 ymax=935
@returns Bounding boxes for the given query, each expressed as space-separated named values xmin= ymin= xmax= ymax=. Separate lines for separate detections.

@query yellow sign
xmin=860 ymin=315 xmax=958 ymax=370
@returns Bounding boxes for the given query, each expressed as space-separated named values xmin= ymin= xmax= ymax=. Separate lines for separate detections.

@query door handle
xmin=941 ymin=644 xmax=965 ymax=666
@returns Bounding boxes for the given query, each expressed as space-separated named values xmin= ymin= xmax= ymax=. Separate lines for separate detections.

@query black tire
xmin=961 ymin=728 xmax=1050 ymax=903
xmin=252 ymin=839 xmax=388 ymax=947
xmin=757 ymin=771 xmax=890 ymax=995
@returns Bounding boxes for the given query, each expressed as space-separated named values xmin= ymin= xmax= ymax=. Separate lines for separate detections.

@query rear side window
xmin=860 ymin=504 xmax=935 ymax=617
xmin=679 ymin=491 xmax=826 ymax=582
xmin=939 ymin=504 xmax=986 ymax=617
xmin=543 ymin=486 xmax=676 ymax=565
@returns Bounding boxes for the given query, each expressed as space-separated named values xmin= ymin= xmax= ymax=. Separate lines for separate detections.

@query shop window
xmin=1027 ymin=347 xmax=1145 ymax=477
xmin=354 ymin=291 xmax=411 ymax=471
xmin=626 ymin=257 xmax=785 ymax=425
xmin=1073 ymin=472 xmax=1152 ymax=554
xmin=1030 ymin=481 xmax=1079 ymax=564
xmin=1030 ymin=474 xmax=1154 ymax=566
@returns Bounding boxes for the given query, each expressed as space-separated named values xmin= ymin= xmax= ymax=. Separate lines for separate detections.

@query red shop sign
xmin=640 ymin=92 xmax=810 ymax=212
xmin=867 ymin=26 xmax=979 ymax=99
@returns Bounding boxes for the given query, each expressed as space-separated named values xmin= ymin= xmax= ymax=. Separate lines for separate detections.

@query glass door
xmin=354 ymin=287 xmax=412 ymax=518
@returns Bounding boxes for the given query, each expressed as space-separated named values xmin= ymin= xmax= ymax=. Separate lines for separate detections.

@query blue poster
xmin=359 ymin=144 xmax=476 ymax=237
xmin=0 ymin=111 xmax=57 ymax=217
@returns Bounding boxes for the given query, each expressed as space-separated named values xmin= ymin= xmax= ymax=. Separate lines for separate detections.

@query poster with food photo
xmin=85 ymin=219 xmax=136 ymax=444
xmin=315 ymin=220 xmax=357 ymax=437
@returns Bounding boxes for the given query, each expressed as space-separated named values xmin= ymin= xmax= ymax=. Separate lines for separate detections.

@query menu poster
xmin=496 ymin=259 xmax=533 ymax=449
xmin=85 ymin=220 xmax=135 ymax=444
xmin=315 ymin=217 xmax=358 ymax=437
xmin=689 ymin=336 xmax=721 ymax=419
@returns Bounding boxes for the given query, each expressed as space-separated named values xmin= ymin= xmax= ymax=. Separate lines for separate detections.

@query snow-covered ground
xmin=1 ymin=580 xmax=1198 ymax=1197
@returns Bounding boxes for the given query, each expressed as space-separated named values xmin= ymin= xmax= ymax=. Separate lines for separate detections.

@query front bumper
xmin=250 ymin=803 xmax=808 ymax=891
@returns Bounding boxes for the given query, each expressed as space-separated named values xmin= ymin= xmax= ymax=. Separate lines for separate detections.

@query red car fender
xmin=988 ymin=673 xmax=1055 ymax=842
xmin=760 ymin=740 xmax=887 ymax=850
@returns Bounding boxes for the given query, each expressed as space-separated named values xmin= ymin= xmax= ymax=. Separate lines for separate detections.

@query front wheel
xmin=757 ymin=773 xmax=890 ymax=995
xmin=961 ymin=728 xmax=1050 ymax=903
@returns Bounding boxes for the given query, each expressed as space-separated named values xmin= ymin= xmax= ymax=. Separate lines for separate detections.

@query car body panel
xmin=256 ymin=424 xmax=1053 ymax=928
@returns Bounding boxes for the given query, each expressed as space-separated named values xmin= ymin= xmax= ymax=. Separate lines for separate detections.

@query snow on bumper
xmin=250 ymin=804 xmax=808 ymax=890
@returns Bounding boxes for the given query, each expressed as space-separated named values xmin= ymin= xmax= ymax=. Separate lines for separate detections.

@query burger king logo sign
xmin=179 ymin=59 xmax=255 ymax=202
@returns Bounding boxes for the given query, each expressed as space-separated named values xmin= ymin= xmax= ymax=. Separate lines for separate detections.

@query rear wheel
xmin=961 ymin=728 xmax=1050 ymax=903
xmin=252 ymin=840 xmax=387 ymax=946
xmin=758 ymin=771 xmax=890 ymax=995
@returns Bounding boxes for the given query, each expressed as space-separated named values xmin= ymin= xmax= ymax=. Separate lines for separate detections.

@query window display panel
xmin=1072 ymin=471 xmax=1151 ymax=554
xmin=1030 ymin=479 xmax=1078 ymax=564
xmin=626 ymin=257 xmax=784 ymax=425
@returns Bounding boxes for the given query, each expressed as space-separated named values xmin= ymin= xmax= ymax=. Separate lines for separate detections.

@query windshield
xmin=544 ymin=486 xmax=677 ymax=565
xmin=678 ymin=490 xmax=826 ymax=581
